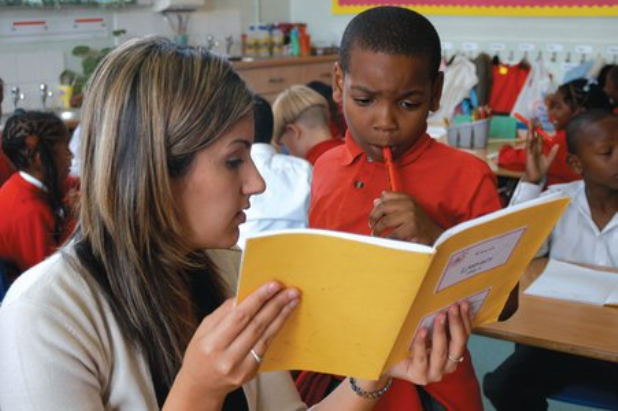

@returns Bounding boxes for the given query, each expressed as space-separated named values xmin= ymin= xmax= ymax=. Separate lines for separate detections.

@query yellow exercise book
xmin=236 ymin=195 xmax=569 ymax=379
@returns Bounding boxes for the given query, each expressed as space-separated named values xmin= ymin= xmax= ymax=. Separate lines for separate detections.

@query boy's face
xmin=333 ymin=48 xmax=443 ymax=161
xmin=567 ymin=117 xmax=618 ymax=191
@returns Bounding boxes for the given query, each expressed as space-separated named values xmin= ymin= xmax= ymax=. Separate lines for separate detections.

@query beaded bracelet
xmin=349 ymin=377 xmax=393 ymax=400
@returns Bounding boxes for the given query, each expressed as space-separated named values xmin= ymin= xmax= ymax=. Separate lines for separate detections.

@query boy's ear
xmin=332 ymin=62 xmax=344 ymax=105
xmin=429 ymin=71 xmax=444 ymax=113
xmin=566 ymin=153 xmax=583 ymax=175
xmin=286 ymin=123 xmax=301 ymax=140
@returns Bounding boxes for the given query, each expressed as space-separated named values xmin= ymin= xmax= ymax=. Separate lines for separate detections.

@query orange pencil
xmin=382 ymin=146 xmax=402 ymax=192
xmin=513 ymin=112 xmax=552 ymax=142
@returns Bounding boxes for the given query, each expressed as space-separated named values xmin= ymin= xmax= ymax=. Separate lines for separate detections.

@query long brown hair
xmin=67 ymin=36 xmax=253 ymax=401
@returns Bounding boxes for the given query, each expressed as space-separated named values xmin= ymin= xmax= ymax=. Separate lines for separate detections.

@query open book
xmin=236 ymin=195 xmax=569 ymax=379
xmin=525 ymin=259 xmax=618 ymax=307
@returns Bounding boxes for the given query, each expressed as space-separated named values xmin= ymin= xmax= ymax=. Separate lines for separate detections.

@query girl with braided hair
xmin=0 ymin=110 xmax=73 ymax=283
xmin=498 ymin=77 xmax=612 ymax=186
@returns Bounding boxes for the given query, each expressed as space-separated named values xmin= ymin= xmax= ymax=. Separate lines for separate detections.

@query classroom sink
xmin=0 ymin=109 xmax=80 ymax=132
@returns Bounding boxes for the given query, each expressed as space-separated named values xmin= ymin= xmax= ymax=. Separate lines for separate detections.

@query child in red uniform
xmin=0 ymin=110 xmax=73 ymax=282
xmin=0 ymin=78 xmax=16 ymax=187
xmin=498 ymin=78 xmax=611 ymax=186
xmin=273 ymin=85 xmax=343 ymax=165
xmin=297 ymin=7 xmax=503 ymax=410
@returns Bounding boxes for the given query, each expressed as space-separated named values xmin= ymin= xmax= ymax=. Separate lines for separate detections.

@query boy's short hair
xmin=272 ymin=85 xmax=329 ymax=143
xmin=253 ymin=95 xmax=274 ymax=144
xmin=339 ymin=6 xmax=441 ymax=79
xmin=566 ymin=109 xmax=615 ymax=154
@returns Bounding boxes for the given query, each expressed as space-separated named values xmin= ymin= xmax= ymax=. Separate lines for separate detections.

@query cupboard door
xmin=301 ymin=61 xmax=336 ymax=85
xmin=238 ymin=65 xmax=303 ymax=95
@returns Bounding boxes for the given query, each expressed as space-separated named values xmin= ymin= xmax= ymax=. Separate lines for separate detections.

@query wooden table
xmin=475 ymin=259 xmax=618 ymax=363
xmin=459 ymin=139 xmax=525 ymax=179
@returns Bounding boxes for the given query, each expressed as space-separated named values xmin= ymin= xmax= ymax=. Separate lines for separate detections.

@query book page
xmin=236 ymin=228 xmax=435 ymax=380
xmin=525 ymin=259 xmax=618 ymax=305
xmin=412 ymin=288 xmax=490 ymax=347
xmin=436 ymin=228 xmax=526 ymax=292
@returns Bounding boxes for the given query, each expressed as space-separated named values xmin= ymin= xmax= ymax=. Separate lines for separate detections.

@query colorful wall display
xmin=332 ymin=0 xmax=618 ymax=17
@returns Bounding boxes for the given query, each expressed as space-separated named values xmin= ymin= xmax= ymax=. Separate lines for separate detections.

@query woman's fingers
xmin=427 ymin=312 xmax=449 ymax=381
xmin=444 ymin=303 xmax=471 ymax=374
xmin=229 ymin=287 xmax=300 ymax=364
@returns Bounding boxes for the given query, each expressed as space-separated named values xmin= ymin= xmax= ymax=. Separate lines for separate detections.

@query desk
xmin=475 ymin=259 xmax=618 ymax=363
xmin=459 ymin=139 xmax=525 ymax=179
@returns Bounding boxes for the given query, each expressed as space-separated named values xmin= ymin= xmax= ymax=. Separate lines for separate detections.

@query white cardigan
xmin=0 ymin=248 xmax=306 ymax=411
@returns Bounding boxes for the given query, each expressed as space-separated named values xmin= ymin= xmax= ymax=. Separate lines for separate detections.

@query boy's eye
xmin=353 ymin=97 xmax=372 ymax=106
xmin=398 ymin=100 xmax=419 ymax=109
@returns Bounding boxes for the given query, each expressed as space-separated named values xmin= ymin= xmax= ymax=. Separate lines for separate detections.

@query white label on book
xmin=436 ymin=228 xmax=526 ymax=291
xmin=410 ymin=288 xmax=490 ymax=350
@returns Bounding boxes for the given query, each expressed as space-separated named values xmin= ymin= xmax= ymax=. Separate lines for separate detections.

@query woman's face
xmin=171 ymin=115 xmax=265 ymax=249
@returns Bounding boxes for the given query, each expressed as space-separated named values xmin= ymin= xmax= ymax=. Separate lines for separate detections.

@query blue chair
xmin=550 ymin=381 xmax=618 ymax=410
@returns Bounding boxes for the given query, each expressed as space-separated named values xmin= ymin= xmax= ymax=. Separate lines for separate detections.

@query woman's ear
xmin=566 ymin=153 xmax=583 ymax=175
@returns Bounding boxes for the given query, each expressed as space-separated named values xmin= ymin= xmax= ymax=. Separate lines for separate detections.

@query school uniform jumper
xmin=305 ymin=138 xmax=345 ymax=166
xmin=498 ymin=130 xmax=581 ymax=186
xmin=303 ymin=131 xmax=502 ymax=411
xmin=0 ymin=173 xmax=58 ymax=282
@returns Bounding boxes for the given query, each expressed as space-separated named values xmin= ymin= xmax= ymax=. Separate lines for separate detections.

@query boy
xmin=484 ymin=109 xmax=618 ymax=409
xmin=272 ymin=85 xmax=343 ymax=165
xmin=0 ymin=77 xmax=15 ymax=187
xmin=237 ymin=95 xmax=312 ymax=248
xmin=302 ymin=6 xmax=503 ymax=411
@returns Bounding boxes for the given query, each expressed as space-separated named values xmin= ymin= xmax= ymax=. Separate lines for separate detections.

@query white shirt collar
xmin=19 ymin=171 xmax=47 ymax=191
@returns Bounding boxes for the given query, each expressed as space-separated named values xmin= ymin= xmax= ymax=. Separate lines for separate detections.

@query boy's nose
xmin=373 ymin=104 xmax=397 ymax=133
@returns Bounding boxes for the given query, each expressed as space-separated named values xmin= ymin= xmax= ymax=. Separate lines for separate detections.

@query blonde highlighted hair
xmin=68 ymin=36 xmax=253 ymax=403
xmin=272 ymin=85 xmax=329 ymax=143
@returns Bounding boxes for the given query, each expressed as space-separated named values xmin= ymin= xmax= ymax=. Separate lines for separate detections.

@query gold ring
xmin=448 ymin=354 xmax=464 ymax=363
xmin=250 ymin=349 xmax=263 ymax=364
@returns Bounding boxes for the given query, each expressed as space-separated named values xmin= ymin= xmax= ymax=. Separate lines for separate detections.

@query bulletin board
xmin=332 ymin=0 xmax=618 ymax=16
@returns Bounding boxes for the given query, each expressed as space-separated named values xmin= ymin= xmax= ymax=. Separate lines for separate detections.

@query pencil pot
xmin=446 ymin=118 xmax=490 ymax=149
xmin=472 ymin=118 xmax=490 ymax=149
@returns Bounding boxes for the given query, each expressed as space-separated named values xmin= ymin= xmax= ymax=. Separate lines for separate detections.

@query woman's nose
xmin=245 ymin=159 xmax=266 ymax=196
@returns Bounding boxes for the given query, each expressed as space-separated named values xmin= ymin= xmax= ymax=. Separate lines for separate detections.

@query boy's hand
xmin=524 ymin=123 xmax=559 ymax=184
xmin=369 ymin=191 xmax=444 ymax=245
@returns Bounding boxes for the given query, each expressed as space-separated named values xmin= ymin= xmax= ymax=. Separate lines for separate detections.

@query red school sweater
xmin=0 ymin=173 xmax=60 ymax=282
xmin=299 ymin=131 xmax=500 ymax=410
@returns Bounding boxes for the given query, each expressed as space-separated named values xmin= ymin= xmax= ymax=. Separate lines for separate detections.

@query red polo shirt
xmin=305 ymin=138 xmax=344 ymax=166
xmin=305 ymin=130 xmax=500 ymax=410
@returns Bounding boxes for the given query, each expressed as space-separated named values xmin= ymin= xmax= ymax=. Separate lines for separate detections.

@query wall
xmin=289 ymin=0 xmax=618 ymax=79
xmin=0 ymin=0 xmax=253 ymax=115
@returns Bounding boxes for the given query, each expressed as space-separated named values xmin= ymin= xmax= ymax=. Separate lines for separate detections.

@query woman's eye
xmin=226 ymin=158 xmax=244 ymax=169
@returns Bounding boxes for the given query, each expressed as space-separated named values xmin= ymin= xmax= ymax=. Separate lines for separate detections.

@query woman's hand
xmin=387 ymin=301 xmax=472 ymax=385
xmin=524 ymin=122 xmax=559 ymax=184
xmin=165 ymin=282 xmax=300 ymax=410
xmin=369 ymin=192 xmax=444 ymax=245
